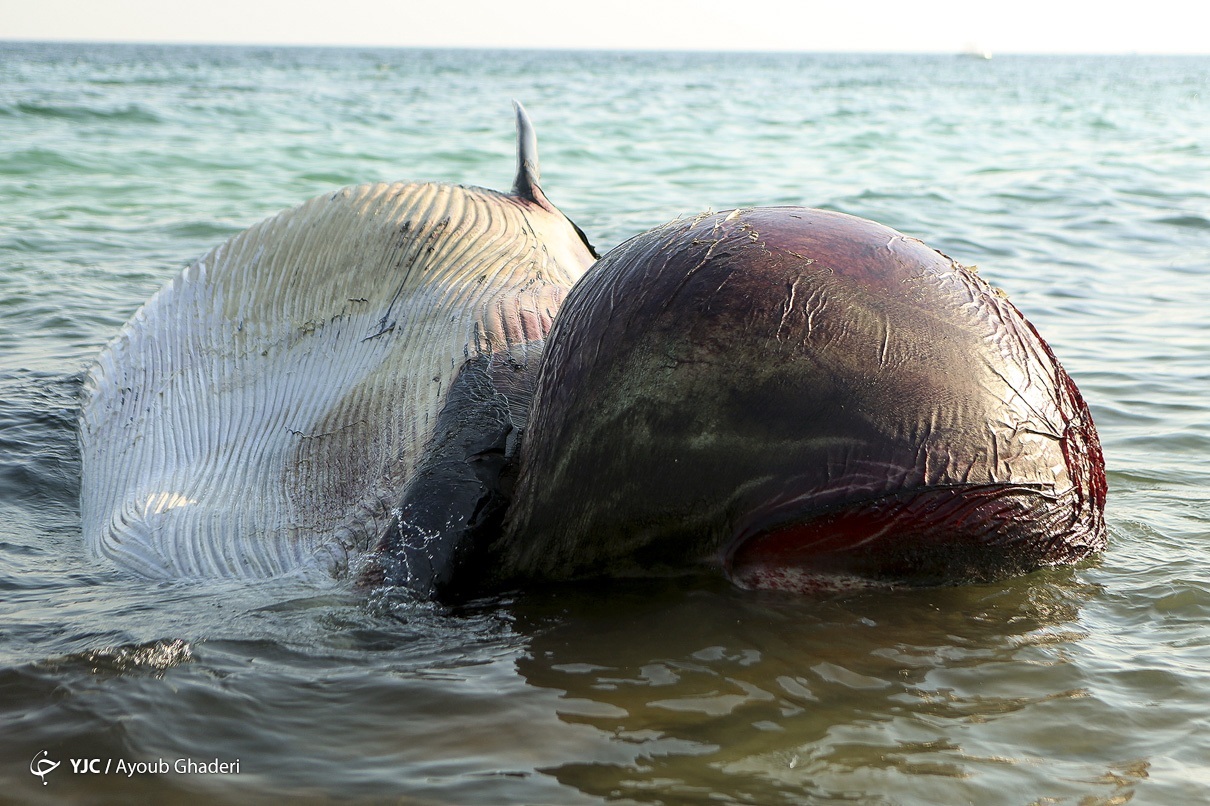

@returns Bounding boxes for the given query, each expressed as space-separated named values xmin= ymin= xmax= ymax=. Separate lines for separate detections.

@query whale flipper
xmin=365 ymin=353 xmax=528 ymax=597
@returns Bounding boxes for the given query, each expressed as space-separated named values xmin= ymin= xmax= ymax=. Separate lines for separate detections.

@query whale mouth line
xmin=724 ymin=481 xmax=1066 ymax=591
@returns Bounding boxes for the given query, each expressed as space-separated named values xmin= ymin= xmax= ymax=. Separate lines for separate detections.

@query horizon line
xmin=2 ymin=37 xmax=1207 ymax=58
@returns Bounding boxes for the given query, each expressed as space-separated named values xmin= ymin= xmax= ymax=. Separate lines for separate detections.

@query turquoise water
xmin=2 ymin=42 xmax=1209 ymax=803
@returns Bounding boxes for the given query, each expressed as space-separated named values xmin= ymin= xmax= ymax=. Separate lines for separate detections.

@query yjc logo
xmin=29 ymin=750 xmax=60 ymax=785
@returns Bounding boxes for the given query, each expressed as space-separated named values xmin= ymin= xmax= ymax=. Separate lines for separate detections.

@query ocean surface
xmin=1 ymin=42 xmax=1208 ymax=804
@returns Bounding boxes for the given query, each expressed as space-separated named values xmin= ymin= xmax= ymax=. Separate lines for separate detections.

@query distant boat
xmin=960 ymin=44 xmax=993 ymax=60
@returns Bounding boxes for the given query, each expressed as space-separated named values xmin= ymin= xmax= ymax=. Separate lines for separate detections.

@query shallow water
xmin=1 ymin=43 xmax=1209 ymax=803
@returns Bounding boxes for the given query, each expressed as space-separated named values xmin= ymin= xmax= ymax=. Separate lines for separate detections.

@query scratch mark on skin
xmin=362 ymin=322 xmax=395 ymax=341
xmin=878 ymin=317 xmax=891 ymax=366
xmin=367 ymin=217 xmax=455 ymax=342
xmin=664 ymin=236 xmax=723 ymax=312
xmin=738 ymin=222 xmax=761 ymax=243
xmin=285 ymin=420 xmax=367 ymax=440
xmin=776 ymin=277 xmax=802 ymax=342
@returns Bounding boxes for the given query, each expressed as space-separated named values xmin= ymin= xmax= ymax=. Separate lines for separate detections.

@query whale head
xmin=494 ymin=207 xmax=1107 ymax=592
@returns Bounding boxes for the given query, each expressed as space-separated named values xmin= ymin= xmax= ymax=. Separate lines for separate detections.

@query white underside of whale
xmin=79 ymin=179 xmax=590 ymax=579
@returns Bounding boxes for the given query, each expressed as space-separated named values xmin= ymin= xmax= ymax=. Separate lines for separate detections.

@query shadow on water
xmin=505 ymin=572 xmax=1102 ymax=804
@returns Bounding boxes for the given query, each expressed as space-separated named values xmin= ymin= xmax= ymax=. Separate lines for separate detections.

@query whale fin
xmin=511 ymin=101 xmax=600 ymax=259
xmin=512 ymin=100 xmax=543 ymax=203
xmin=365 ymin=353 xmax=536 ymax=599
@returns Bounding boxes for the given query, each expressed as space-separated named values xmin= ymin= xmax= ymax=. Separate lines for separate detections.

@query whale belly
xmin=80 ymin=179 xmax=590 ymax=579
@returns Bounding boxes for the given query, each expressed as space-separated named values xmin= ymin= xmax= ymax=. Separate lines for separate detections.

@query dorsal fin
xmin=511 ymin=100 xmax=544 ymax=204
xmin=509 ymin=101 xmax=599 ymax=258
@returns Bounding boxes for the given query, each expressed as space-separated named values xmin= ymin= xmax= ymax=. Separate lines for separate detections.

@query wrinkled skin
xmin=490 ymin=207 xmax=1106 ymax=591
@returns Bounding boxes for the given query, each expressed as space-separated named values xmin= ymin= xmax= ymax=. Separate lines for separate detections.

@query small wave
xmin=0 ymin=101 xmax=161 ymax=124
xmin=1154 ymin=214 xmax=1210 ymax=230
xmin=37 ymin=638 xmax=194 ymax=678
xmin=0 ymin=147 xmax=91 ymax=175
xmin=0 ymin=369 xmax=82 ymax=505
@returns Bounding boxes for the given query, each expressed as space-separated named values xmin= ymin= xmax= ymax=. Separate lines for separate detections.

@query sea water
xmin=1 ymin=42 xmax=1208 ymax=803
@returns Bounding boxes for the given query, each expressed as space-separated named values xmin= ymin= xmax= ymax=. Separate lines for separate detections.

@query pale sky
xmin=2 ymin=0 xmax=1207 ymax=54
